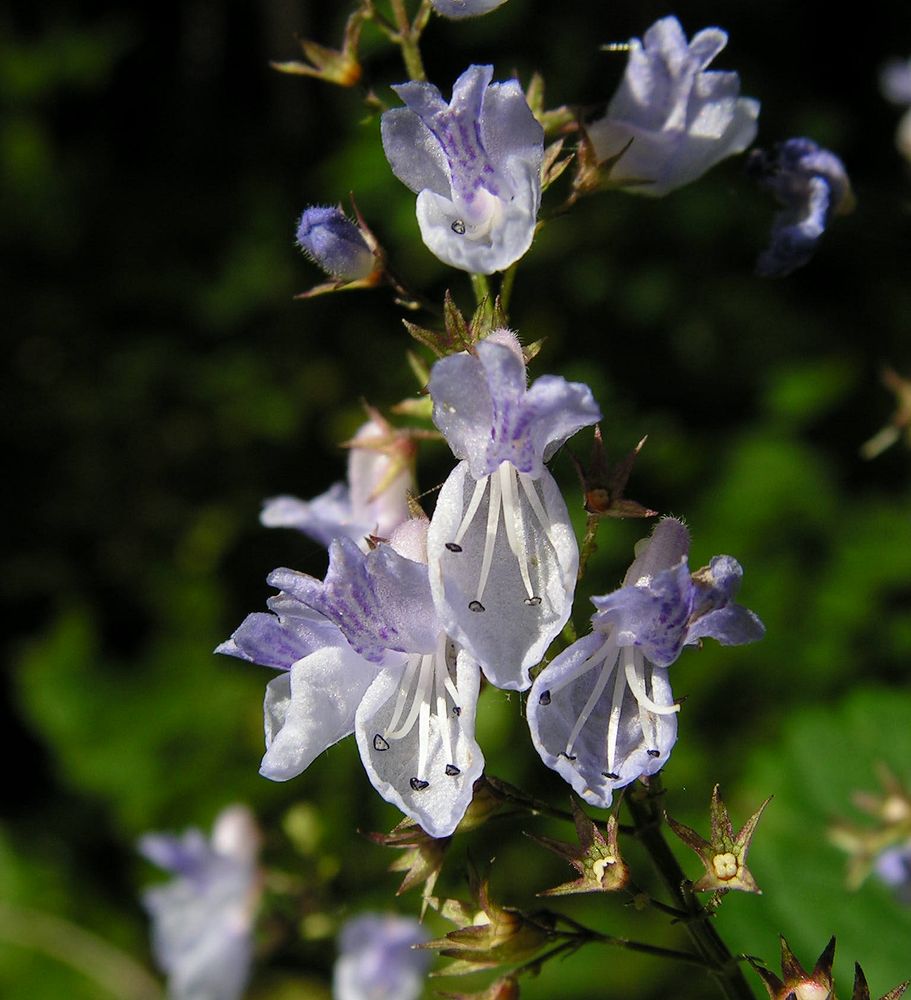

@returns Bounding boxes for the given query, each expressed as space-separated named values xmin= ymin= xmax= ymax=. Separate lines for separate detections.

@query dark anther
xmin=445 ymin=764 xmax=461 ymax=776
xmin=373 ymin=734 xmax=390 ymax=752
xmin=468 ymin=600 xmax=485 ymax=613
xmin=646 ymin=749 xmax=660 ymax=758
xmin=452 ymin=706 xmax=461 ymax=716
xmin=445 ymin=542 xmax=463 ymax=553
xmin=602 ymin=770 xmax=620 ymax=779
xmin=559 ymin=751 xmax=577 ymax=761
xmin=410 ymin=777 xmax=430 ymax=791
xmin=451 ymin=219 xmax=466 ymax=235
xmin=538 ymin=690 xmax=551 ymax=705
xmin=524 ymin=595 xmax=542 ymax=606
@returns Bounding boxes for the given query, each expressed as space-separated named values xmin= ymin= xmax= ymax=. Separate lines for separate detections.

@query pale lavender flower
xmin=875 ymin=842 xmax=911 ymax=905
xmin=586 ymin=16 xmax=759 ymax=196
xmin=217 ymin=520 xmax=484 ymax=839
xmin=296 ymin=205 xmax=375 ymax=280
xmin=431 ymin=0 xmax=509 ymax=18
xmin=427 ymin=330 xmax=600 ymax=691
xmin=333 ymin=913 xmax=431 ymax=1000
xmin=139 ymin=806 xmax=261 ymax=1000
xmin=880 ymin=57 xmax=911 ymax=162
xmin=381 ymin=65 xmax=543 ymax=274
xmin=261 ymin=418 xmax=413 ymax=549
xmin=748 ymin=137 xmax=853 ymax=278
xmin=527 ymin=518 xmax=764 ymax=808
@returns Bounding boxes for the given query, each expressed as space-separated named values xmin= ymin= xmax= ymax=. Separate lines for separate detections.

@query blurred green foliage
xmin=4 ymin=0 xmax=911 ymax=997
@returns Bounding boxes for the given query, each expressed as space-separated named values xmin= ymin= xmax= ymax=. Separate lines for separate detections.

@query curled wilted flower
xmin=261 ymin=416 xmax=414 ymax=549
xmin=381 ymin=65 xmax=543 ymax=274
xmin=139 ymin=806 xmax=261 ymax=1000
xmin=586 ymin=16 xmax=759 ymax=196
xmin=527 ymin=518 xmax=764 ymax=808
xmin=218 ymin=519 xmax=484 ymax=839
xmin=295 ymin=205 xmax=375 ymax=281
xmin=880 ymin=57 xmax=911 ymax=162
xmin=431 ymin=0 xmax=509 ymax=18
xmin=333 ymin=913 xmax=431 ymax=1000
xmin=748 ymin=137 xmax=853 ymax=278
xmin=427 ymin=330 xmax=600 ymax=690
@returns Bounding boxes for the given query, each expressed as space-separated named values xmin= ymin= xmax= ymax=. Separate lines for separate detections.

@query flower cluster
xmin=219 ymin=326 xmax=765 ymax=839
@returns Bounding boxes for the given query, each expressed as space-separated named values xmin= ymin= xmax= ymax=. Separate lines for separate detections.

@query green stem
xmin=499 ymin=262 xmax=518 ymax=317
xmin=626 ymin=778 xmax=757 ymax=1000
xmin=470 ymin=272 xmax=491 ymax=309
xmin=577 ymin=512 xmax=601 ymax=582
xmin=389 ymin=0 xmax=426 ymax=80
xmin=0 ymin=902 xmax=163 ymax=1000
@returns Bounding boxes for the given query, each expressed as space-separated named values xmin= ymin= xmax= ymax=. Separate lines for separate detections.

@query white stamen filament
xmin=386 ymin=654 xmax=434 ymax=740
xmin=604 ymin=652 xmax=629 ymax=777
xmin=634 ymin=649 xmax=658 ymax=750
xmin=518 ymin=472 xmax=551 ymax=540
xmin=547 ymin=634 xmax=616 ymax=700
xmin=623 ymin=648 xmax=679 ymax=715
xmin=454 ymin=475 xmax=489 ymax=545
xmin=384 ymin=654 xmax=421 ymax=736
xmin=475 ymin=468 xmax=502 ymax=602
xmin=499 ymin=463 xmax=535 ymax=600
xmin=564 ymin=645 xmax=619 ymax=757
xmin=435 ymin=638 xmax=455 ymax=768
xmin=418 ymin=692 xmax=430 ymax=777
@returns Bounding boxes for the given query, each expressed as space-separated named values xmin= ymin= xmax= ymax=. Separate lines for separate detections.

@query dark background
xmin=3 ymin=1 xmax=911 ymax=997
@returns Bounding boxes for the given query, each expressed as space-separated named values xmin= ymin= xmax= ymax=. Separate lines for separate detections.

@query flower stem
xmin=0 ymin=901 xmax=163 ymax=1000
xmin=577 ymin=511 xmax=601 ymax=582
xmin=470 ymin=272 xmax=492 ymax=309
xmin=389 ymin=0 xmax=427 ymax=81
xmin=626 ymin=777 xmax=757 ymax=1000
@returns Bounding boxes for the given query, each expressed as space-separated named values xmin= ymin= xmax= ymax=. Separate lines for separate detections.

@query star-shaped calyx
xmin=750 ymin=936 xmax=908 ymax=1000
xmin=667 ymin=784 xmax=771 ymax=894
xmin=527 ymin=798 xmax=629 ymax=895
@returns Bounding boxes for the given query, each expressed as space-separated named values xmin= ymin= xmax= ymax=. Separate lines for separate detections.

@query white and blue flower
xmin=381 ymin=65 xmax=543 ymax=274
xmin=427 ymin=330 xmax=600 ymax=691
xmin=527 ymin=518 xmax=764 ymax=808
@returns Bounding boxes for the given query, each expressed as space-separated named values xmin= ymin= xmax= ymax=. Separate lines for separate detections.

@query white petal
xmin=355 ymin=649 xmax=484 ymax=838
xmin=428 ymin=463 xmax=577 ymax=691
xmin=260 ymin=647 xmax=378 ymax=781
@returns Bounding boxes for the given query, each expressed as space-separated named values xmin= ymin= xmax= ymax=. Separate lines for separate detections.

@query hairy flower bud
xmin=295 ymin=205 xmax=375 ymax=280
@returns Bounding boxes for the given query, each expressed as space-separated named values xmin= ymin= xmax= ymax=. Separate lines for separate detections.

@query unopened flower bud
xmin=295 ymin=205 xmax=374 ymax=281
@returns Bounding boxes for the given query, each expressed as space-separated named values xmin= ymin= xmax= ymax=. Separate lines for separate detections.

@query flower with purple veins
xmin=427 ymin=330 xmax=600 ymax=691
xmin=527 ymin=518 xmax=764 ymax=809
xmin=748 ymin=137 xmax=853 ymax=278
xmin=586 ymin=16 xmax=759 ymax=196
xmin=296 ymin=205 xmax=375 ymax=281
xmin=381 ymin=64 xmax=543 ymax=275
xmin=261 ymin=417 xmax=413 ymax=550
xmin=217 ymin=520 xmax=484 ymax=839
xmin=139 ymin=805 xmax=261 ymax=1000
xmin=333 ymin=913 xmax=431 ymax=1000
